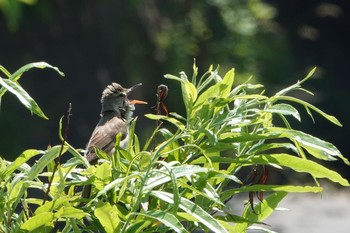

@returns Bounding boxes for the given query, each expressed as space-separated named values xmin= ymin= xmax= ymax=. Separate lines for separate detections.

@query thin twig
xmin=43 ymin=103 xmax=72 ymax=204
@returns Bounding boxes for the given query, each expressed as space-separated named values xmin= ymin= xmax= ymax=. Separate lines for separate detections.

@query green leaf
xmin=136 ymin=210 xmax=188 ymax=233
xmin=243 ymin=154 xmax=349 ymax=186
xmin=194 ymin=68 xmax=234 ymax=110
xmin=10 ymin=61 xmax=65 ymax=80
xmin=35 ymin=197 xmax=69 ymax=214
xmin=28 ymin=145 xmax=66 ymax=180
xmin=273 ymin=96 xmax=342 ymax=126
xmin=8 ymin=180 xmax=24 ymax=205
xmin=275 ymin=67 xmax=316 ymax=97
xmin=182 ymin=78 xmax=198 ymax=105
xmin=152 ymin=191 xmax=228 ymax=233
xmin=145 ymin=114 xmax=185 ymax=131
xmin=265 ymin=103 xmax=301 ymax=121
xmin=221 ymin=185 xmax=322 ymax=201
xmin=0 ymin=78 xmax=49 ymax=119
xmin=1 ymin=149 xmax=42 ymax=179
xmin=248 ymin=142 xmax=297 ymax=154
xmin=94 ymin=203 xmax=121 ymax=233
xmin=232 ymin=192 xmax=287 ymax=232
xmin=9 ymin=145 xmax=66 ymax=213
xmin=268 ymin=127 xmax=349 ymax=164
xmin=0 ymin=62 xmax=64 ymax=97
xmin=20 ymin=212 xmax=55 ymax=231
xmin=144 ymin=165 xmax=208 ymax=191
xmin=0 ymin=62 xmax=64 ymax=117
xmin=59 ymin=206 xmax=88 ymax=219
xmin=164 ymin=74 xmax=184 ymax=84
xmin=168 ymin=72 xmax=198 ymax=117
xmin=0 ymin=65 xmax=11 ymax=78
xmin=94 ymin=162 xmax=112 ymax=190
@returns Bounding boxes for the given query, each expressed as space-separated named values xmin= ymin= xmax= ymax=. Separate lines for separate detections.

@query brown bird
xmin=82 ymin=82 xmax=147 ymax=198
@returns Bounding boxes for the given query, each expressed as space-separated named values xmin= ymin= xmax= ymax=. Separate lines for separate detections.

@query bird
xmin=82 ymin=82 xmax=147 ymax=198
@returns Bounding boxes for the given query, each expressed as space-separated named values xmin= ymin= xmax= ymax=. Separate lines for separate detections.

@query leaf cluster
xmin=0 ymin=62 xmax=348 ymax=232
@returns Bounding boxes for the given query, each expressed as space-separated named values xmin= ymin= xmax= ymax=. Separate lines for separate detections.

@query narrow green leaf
xmin=59 ymin=206 xmax=88 ymax=219
xmin=1 ymin=149 xmax=43 ymax=178
xmin=203 ymin=128 xmax=218 ymax=146
xmin=197 ymin=67 xmax=219 ymax=93
xmin=164 ymin=74 xmax=185 ymax=84
xmin=265 ymin=103 xmax=301 ymax=121
xmin=10 ymin=61 xmax=65 ymax=80
xmin=269 ymin=127 xmax=348 ymax=163
xmin=194 ymin=68 xmax=234 ymax=110
xmin=221 ymin=185 xmax=322 ymax=201
xmin=0 ymin=78 xmax=48 ymax=119
xmin=0 ymin=62 xmax=64 ymax=96
xmin=136 ymin=210 xmax=188 ymax=233
xmin=9 ymin=145 xmax=66 ymax=212
xmin=28 ymin=145 xmax=66 ymax=180
xmin=274 ymin=67 xmax=316 ymax=97
xmin=144 ymin=165 xmax=208 ymax=191
xmin=145 ymin=114 xmax=185 ymax=130
xmin=152 ymin=191 xmax=228 ymax=233
xmin=35 ymin=197 xmax=69 ymax=214
xmin=274 ymin=96 xmax=342 ymax=126
xmin=232 ymin=192 xmax=287 ymax=232
xmin=243 ymin=154 xmax=349 ymax=186
xmin=20 ymin=212 xmax=55 ymax=231
xmin=192 ymin=60 xmax=198 ymax=85
xmin=183 ymin=79 xmax=198 ymax=104
xmin=248 ymin=142 xmax=297 ymax=154
xmin=8 ymin=180 xmax=24 ymax=205
xmin=297 ymin=67 xmax=317 ymax=86
xmin=96 ymin=174 xmax=139 ymax=198
xmin=0 ymin=65 xmax=11 ymax=77
xmin=156 ymin=161 xmax=180 ymax=213
xmin=221 ymin=68 xmax=235 ymax=96
xmin=94 ymin=203 xmax=121 ymax=233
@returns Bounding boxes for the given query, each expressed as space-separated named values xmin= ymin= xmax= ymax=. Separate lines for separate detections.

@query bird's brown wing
xmin=85 ymin=114 xmax=127 ymax=163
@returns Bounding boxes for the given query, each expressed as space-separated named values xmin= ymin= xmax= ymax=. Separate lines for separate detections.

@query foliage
xmin=0 ymin=62 xmax=349 ymax=232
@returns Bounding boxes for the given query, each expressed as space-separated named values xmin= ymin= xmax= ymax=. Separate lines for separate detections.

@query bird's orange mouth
xmin=129 ymin=99 xmax=147 ymax=105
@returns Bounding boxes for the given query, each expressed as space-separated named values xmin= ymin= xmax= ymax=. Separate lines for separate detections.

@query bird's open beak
xmin=127 ymin=83 xmax=147 ymax=105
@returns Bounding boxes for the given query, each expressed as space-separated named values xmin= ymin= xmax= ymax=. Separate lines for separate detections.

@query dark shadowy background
xmin=0 ymin=1 xmax=349 ymax=181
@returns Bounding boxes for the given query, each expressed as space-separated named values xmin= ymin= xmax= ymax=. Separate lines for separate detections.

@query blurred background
xmin=0 ymin=0 xmax=349 ymax=190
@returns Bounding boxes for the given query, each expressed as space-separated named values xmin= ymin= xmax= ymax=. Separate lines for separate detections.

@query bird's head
xmin=101 ymin=83 xmax=147 ymax=119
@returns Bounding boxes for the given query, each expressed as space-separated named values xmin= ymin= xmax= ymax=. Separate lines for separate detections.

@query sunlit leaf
xmin=144 ymin=165 xmax=207 ymax=191
xmin=0 ymin=78 xmax=48 ymax=119
xmin=265 ymin=103 xmax=301 ymax=121
xmin=10 ymin=61 xmax=65 ymax=80
xmin=1 ymin=149 xmax=43 ymax=179
xmin=242 ymin=154 xmax=349 ymax=186
xmin=194 ymin=68 xmax=234 ymax=110
xmin=268 ymin=127 xmax=348 ymax=164
xmin=145 ymin=114 xmax=185 ymax=130
xmin=232 ymin=192 xmax=287 ymax=232
xmin=94 ymin=162 xmax=112 ymax=190
xmin=221 ymin=185 xmax=322 ymax=201
xmin=136 ymin=210 xmax=188 ymax=233
xmin=152 ymin=191 xmax=228 ymax=233
xmin=20 ymin=212 xmax=54 ymax=231
xmin=95 ymin=203 xmax=121 ymax=233
xmin=273 ymin=96 xmax=342 ymax=126
xmin=59 ymin=206 xmax=88 ymax=219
